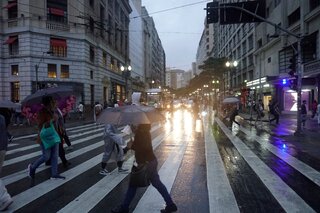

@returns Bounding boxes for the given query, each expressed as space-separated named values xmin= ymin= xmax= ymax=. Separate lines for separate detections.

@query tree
xmin=198 ymin=57 xmax=228 ymax=80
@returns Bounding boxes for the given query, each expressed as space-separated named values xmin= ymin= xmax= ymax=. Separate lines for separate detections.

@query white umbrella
xmin=222 ymin=97 xmax=240 ymax=104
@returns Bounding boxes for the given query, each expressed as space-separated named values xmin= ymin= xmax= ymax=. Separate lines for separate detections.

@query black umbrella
xmin=21 ymin=86 xmax=73 ymax=106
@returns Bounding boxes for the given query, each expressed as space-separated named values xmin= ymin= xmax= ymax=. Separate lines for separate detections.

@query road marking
xmin=58 ymin=132 xmax=168 ymax=213
xmin=7 ymin=154 xmax=103 ymax=212
xmin=216 ymin=118 xmax=315 ymax=213
xmin=134 ymin=132 xmax=188 ymax=212
xmin=4 ymin=133 xmax=104 ymax=166
xmin=203 ymin=119 xmax=239 ymax=213
xmin=239 ymin=126 xmax=320 ymax=187
xmin=11 ymin=123 xmax=98 ymax=140
xmin=3 ymin=141 xmax=104 ymax=185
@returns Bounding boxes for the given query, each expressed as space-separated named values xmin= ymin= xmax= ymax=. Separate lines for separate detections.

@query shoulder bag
xmin=40 ymin=120 xmax=61 ymax=149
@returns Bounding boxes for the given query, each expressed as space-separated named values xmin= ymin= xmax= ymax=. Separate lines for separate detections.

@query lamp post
xmin=225 ymin=60 xmax=238 ymax=96
xmin=120 ymin=65 xmax=132 ymax=100
xmin=35 ymin=51 xmax=53 ymax=91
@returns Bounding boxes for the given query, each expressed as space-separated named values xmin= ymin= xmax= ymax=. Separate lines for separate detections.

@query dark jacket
xmin=132 ymin=124 xmax=156 ymax=164
xmin=0 ymin=115 xmax=8 ymax=151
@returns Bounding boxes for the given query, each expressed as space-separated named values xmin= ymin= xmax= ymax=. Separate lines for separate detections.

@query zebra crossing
xmin=1 ymin=110 xmax=320 ymax=212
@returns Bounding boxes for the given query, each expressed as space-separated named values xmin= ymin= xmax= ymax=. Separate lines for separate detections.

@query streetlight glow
xmin=226 ymin=61 xmax=230 ymax=67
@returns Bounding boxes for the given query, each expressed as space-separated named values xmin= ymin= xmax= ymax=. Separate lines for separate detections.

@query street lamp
xmin=225 ymin=60 xmax=238 ymax=96
xmin=120 ymin=65 xmax=132 ymax=100
xmin=35 ymin=51 xmax=53 ymax=91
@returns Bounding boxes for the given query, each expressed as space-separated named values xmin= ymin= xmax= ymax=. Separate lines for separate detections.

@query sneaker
xmin=160 ymin=203 xmax=178 ymax=213
xmin=118 ymin=168 xmax=129 ymax=173
xmin=8 ymin=136 xmax=14 ymax=143
xmin=50 ymin=175 xmax=66 ymax=180
xmin=0 ymin=195 xmax=13 ymax=211
xmin=27 ymin=164 xmax=35 ymax=179
xmin=111 ymin=205 xmax=129 ymax=213
xmin=99 ymin=169 xmax=110 ymax=175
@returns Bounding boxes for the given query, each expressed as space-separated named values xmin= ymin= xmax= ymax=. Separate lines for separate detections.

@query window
xmin=288 ymin=8 xmax=300 ymax=26
xmin=248 ymin=54 xmax=253 ymax=65
xmin=248 ymin=34 xmax=253 ymax=50
xmin=50 ymin=38 xmax=67 ymax=57
xmin=89 ymin=17 xmax=95 ymax=33
xmin=90 ymin=46 xmax=95 ymax=63
xmin=110 ymin=57 xmax=115 ymax=71
xmin=11 ymin=65 xmax=18 ymax=76
xmin=90 ymin=0 xmax=94 ymax=8
xmin=309 ymin=0 xmax=320 ymax=11
xmin=102 ymin=52 xmax=107 ymax=66
xmin=257 ymin=39 xmax=262 ymax=48
xmin=6 ymin=0 xmax=18 ymax=19
xmin=48 ymin=64 xmax=57 ymax=78
xmin=47 ymin=0 xmax=67 ymax=23
xmin=61 ymin=65 xmax=69 ymax=78
xmin=4 ymin=35 xmax=19 ymax=55
xmin=90 ymin=70 xmax=94 ymax=79
xmin=268 ymin=57 xmax=272 ymax=63
xmin=11 ymin=82 xmax=20 ymax=102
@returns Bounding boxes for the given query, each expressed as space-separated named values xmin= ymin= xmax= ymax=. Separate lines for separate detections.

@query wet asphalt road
xmin=2 ymin=108 xmax=320 ymax=212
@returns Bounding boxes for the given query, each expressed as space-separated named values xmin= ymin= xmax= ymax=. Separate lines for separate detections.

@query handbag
xmin=129 ymin=162 xmax=150 ymax=187
xmin=40 ymin=120 xmax=61 ymax=149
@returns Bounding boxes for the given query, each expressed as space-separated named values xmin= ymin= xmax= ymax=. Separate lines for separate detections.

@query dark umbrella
xmin=0 ymin=100 xmax=20 ymax=109
xmin=97 ymin=105 xmax=165 ymax=125
xmin=21 ymin=86 xmax=74 ymax=106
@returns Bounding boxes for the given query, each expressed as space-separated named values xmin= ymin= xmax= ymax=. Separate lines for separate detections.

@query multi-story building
xmin=196 ymin=21 xmax=214 ymax=75
xmin=207 ymin=0 xmax=320 ymax=112
xmin=141 ymin=7 xmax=166 ymax=90
xmin=166 ymin=68 xmax=185 ymax=90
xmin=1 ymin=0 xmax=132 ymax=107
xmin=129 ymin=0 xmax=145 ymax=93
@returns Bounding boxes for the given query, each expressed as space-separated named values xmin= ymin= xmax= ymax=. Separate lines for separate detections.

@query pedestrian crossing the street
xmin=1 ymin=111 xmax=320 ymax=212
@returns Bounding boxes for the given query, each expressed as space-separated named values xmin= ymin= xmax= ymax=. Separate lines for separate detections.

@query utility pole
xmin=35 ymin=51 xmax=53 ymax=91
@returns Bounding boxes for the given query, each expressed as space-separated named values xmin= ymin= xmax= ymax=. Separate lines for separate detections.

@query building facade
xmin=207 ymin=0 xmax=320 ymax=112
xmin=1 ymin=0 xmax=166 ymax=107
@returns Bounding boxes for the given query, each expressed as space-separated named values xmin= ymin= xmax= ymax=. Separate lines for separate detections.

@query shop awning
xmin=50 ymin=38 xmax=67 ymax=47
xmin=3 ymin=36 xmax=17 ymax=45
xmin=49 ymin=8 xmax=65 ymax=16
xmin=3 ymin=2 xmax=17 ymax=9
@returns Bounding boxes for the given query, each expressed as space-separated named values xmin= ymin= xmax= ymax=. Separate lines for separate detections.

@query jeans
xmin=30 ymin=143 xmax=59 ymax=177
xmin=122 ymin=158 xmax=173 ymax=209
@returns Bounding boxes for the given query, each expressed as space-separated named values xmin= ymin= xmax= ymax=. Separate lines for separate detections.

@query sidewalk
xmin=236 ymin=111 xmax=320 ymax=160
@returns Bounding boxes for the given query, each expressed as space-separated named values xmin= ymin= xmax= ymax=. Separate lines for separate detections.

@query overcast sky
xmin=141 ymin=0 xmax=209 ymax=71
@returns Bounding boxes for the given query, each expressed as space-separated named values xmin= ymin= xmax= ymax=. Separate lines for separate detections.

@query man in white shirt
xmin=77 ymin=102 xmax=84 ymax=120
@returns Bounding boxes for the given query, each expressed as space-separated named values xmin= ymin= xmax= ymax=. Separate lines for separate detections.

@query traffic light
xmin=288 ymin=56 xmax=296 ymax=77
xmin=206 ymin=1 xmax=219 ymax=24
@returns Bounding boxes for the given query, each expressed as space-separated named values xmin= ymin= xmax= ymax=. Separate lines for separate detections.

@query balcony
xmin=46 ymin=20 xmax=70 ymax=31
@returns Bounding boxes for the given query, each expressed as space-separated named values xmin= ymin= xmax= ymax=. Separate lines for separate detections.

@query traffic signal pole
xmin=206 ymin=2 xmax=304 ymax=135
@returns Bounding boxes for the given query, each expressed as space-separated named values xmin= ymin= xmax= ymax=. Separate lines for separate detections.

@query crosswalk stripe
xmin=58 ymin=131 xmax=168 ymax=213
xmin=216 ymin=118 xmax=315 ymax=213
xmin=134 ymin=130 xmax=188 ymax=212
xmin=11 ymin=123 xmax=99 ymax=140
xmin=6 ymin=127 xmax=103 ymax=155
xmin=203 ymin=119 xmax=239 ymax=213
xmin=8 ymin=154 xmax=103 ymax=212
xmin=4 ymin=133 xmax=104 ymax=166
xmin=3 ymin=141 xmax=104 ymax=185
xmin=239 ymin=126 xmax=320 ymax=187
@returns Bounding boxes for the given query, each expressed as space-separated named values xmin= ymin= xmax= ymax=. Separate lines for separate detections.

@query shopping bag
xmin=129 ymin=162 xmax=150 ymax=187
xmin=40 ymin=120 xmax=61 ymax=149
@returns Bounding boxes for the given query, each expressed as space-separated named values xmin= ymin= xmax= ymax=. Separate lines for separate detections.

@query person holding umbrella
xmin=27 ymin=96 xmax=65 ymax=184
xmin=112 ymin=124 xmax=177 ymax=213
xmin=0 ymin=110 xmax=13 ymax=210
